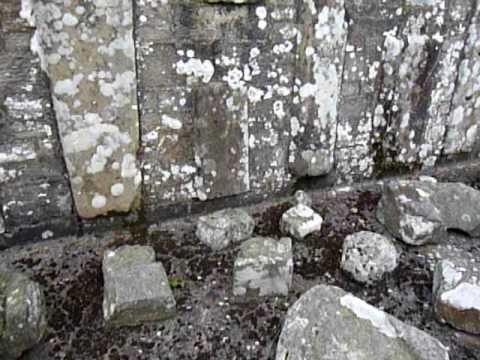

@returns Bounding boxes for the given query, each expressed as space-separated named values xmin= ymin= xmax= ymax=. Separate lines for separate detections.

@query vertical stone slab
xmin=335 ymin=1 xmax=397 ymax=183
xmin=28 ymin=0 xmax=141 ymax=218
xmin=379 ymin=0 xmax=446 ymax=168
xmin=246 ymin=2 xmax=296 ymax=195
xmin=193 ymin=83 xmax=249 ymax=200
xmin=420 ymin=0 xmax=472 ymax=166
xmin=443 ymin=1 xmax=480 ymax=156
xmin=289 ymin=0 xmax=347 ymax=177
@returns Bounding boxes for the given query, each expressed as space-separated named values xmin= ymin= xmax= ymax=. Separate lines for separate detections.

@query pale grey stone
xmin=0 ymin=271 xmax=47 ymax=360
xmin=293 ymin=190 xmax=312 ymax=207
xmin=0 ymin=213 xmax=5 ymax=234
xmin=103 ymin=245 xmax=176 ymax=328
xmin=341 ymin=231 xmax=399 ymax=284
xmin=30 ymin=0 xmax=141 ymax=219
xmin=233 ymin=237 xmax=293 ymax=297
xmin=433 ymin=259 xmax=480 ymax=334
xmin=280 ymin=204 xmax=323 ymax=240
xmin=381 ymin=180 xmax=480 ymax=245
xmin=196 ymin=208 xmax=255 ymax=251
xmin=276 ymin=285 xmax=450 ymax=360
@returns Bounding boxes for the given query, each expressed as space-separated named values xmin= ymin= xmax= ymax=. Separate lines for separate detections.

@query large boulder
xmin=280 ymin=204 xmax=323 ymax=240
xmin=433 ymin=259 xmax=480 ymax=334
xmin=233 ymin=237 xmax=293 ymax=296
xmin=276 ymin=285 xmax=449 ymax=360
xmin=380 ymin=180 xmax=480 ymax=245
xmin=341 ymin=231 xmax=399 ymax=284
xmin=103 ymin=245 xmax=176 ymax=327
xmin=0 ymin=271 xmax=47 ymax=359
xmin=196 ymin=208 xmax=255 ymax=251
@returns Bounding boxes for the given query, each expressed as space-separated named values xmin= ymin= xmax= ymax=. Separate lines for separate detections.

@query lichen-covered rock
xmin=280 ymin=204 xmax=323 ymax=240
xmin=103 ymin=245 xmax=176 ymax=328
xmin=381 ymin=180 xmax=480 ymax=245
xmin=292 ymin=190 xmax=312 ymax=208
xmin=0 ymin=212 xmax=5 ymax=234
xmin=0 ymin=271 xmax=47 ymax=359
xmin=233 ymin=237 xmax=293 ymax=297
xmin=433 ymin=259 xmax=480 ymax=334
xmin=27 ymin=0 xmax=141 ymax=219
xmin=341 ymin=231 xmax=399 ymax=284
xmin=276 ymin=285 xmax=450 ymax=360
xmin=196 ymin=208 xmax=255 ymax=251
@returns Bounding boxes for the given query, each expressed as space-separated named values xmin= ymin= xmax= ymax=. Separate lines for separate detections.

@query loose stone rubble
xmin=0 ymin=271 xmax=47 ymax=359
xmin=379 ymin=180 xmax=480 ymax=245
xmin=196 ymin=208 xmax=255 ymax=251
xmin=434 ymin=259 xmax=480 ymax=335
xmin=276 ymin=285 xmax=450 ymax=360
xmin=102 ymin=245 xmax=176 ymax=327
xmin=280 ymin=204 xmax=323 ymax=240
xmin=233 ymin=237 xmax=293 ymax=297
xmin=341 ymin=231 xmax=399 ymax=284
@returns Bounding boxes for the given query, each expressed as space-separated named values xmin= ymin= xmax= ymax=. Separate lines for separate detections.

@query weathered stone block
xmin=196 ymin=208 xmax=255 ymax=251
xmin=233 ymin=237 xmax=293 ymax=296
xmin=280 ymin=204 xmax=323 ymax=240
xmin=0 ymin=271 xmax=47 ymax=360
xmin=277 ymin=285 xmax=450 ymax=360
xmin=103 ymin=245 xmax=176 ymax=327
xmin=341 ymin=231 xmax=399 ymax=284
xmin=27 ymin=0 xmax=141 ymax=218
xmin=434 ymin=259 xmax=480 ymax=334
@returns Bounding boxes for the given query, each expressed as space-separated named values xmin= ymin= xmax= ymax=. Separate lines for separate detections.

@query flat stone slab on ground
xmin=196 ymin=208 xmax=255 ymax=251
xmin=233 ymin=237 xmax=293 ymax=296
xmin=434 ymin=258 xmax=480 ymax=334
xmin=0 ymin=271 xmax=47 ymax=360
xmin=341 ymin=231 xmax=399 ymax=284
xmin=379 ymin=179 xmax=480 ymax=245
xmin=276 ymin=285 xmax=450 ymax=360
xmin=103 ymin=245 xmax=176 ymax=328
xmin=280 ymin=204 xmax=323 ymax=240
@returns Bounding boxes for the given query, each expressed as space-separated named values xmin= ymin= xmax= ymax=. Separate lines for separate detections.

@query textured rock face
xmin=341 ymin=231 xmax=399 ymax=284
xmin=196 ymin=208 xmax=255 ymax=251
xmin=233 ymin=237 xmax=293 ymax=296
xmin=276 ymin=285 xmax=450 ymax=360
xmin=26 ymin=0 xmax=141 ymax=218
xmin=434 ymin=259 xmax=480 ymax=334
xmin=0 ymin=271 xmax=47 ymax=359
xmin=280 ymin=204 xmax=323 ymax=240
xmin=2 ymin=0 xmax=480 ymax=244
xmin=103 ymin=245 xmax=176 ymax=327
xmin=380 ymin=180 xmax=480 ymax=245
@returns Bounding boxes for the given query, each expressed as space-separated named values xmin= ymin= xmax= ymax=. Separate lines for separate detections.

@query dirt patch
xmin=1 ymin=189 xmax=479 ymax=359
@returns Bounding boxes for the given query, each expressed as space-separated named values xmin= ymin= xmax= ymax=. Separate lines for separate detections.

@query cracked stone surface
xmin=276 ymin=285 xmax=450 ymax=360
xmin=0 ymin=271 xmax=47 ymax=360
xmin=380 ymin=179 xmax=480 ymax=245
xmin=280 ymin=204 xmax=323 ymax=240
xmin=102 ymin=245 xmax=176 ymax=328
xmin=341 ymin=231 xmax=399 ymax=284
xmin=24 ymin=0 xmax=141 ymax=219
xmin=196 ymin=208 xmax=255 ymax=251
xmin=233 ymin=236 xmax=293 ymax=297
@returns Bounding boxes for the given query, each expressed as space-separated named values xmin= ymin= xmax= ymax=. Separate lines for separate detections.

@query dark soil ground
xmin=1 ymin=185 xmax=480 ymax=359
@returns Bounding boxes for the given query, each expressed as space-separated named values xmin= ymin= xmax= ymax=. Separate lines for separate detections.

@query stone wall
xmin=0 ymin=0 xmax=479 ymax=247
